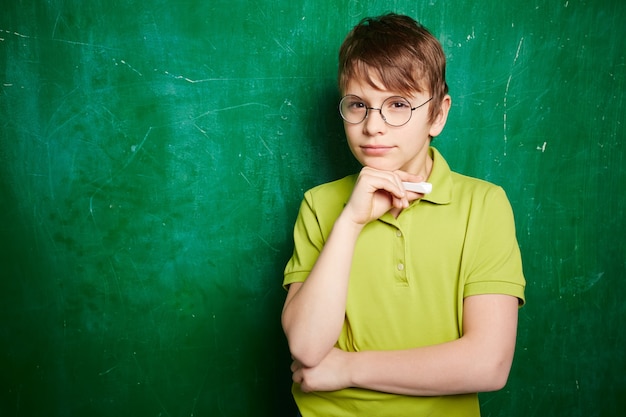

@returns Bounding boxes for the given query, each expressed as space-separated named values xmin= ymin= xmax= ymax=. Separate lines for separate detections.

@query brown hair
xmin=338 ymin=13 xmax=449 ymax=123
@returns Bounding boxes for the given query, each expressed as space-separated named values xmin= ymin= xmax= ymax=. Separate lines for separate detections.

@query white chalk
xmin=402 ymin=181 xmax=432 ymax=194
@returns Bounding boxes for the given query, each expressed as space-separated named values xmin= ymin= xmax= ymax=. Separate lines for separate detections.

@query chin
xmin=353 ymin=151 xmax=405 ymax=171
xmin=362 ymin=161 xmax=401 ymax=172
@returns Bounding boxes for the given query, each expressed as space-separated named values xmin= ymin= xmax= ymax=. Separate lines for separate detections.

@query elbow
xmin=282 ymin=313 xmax=335 ymax=368
xmin=282 ymin=320 xmax=324 ymax=368
xmin=478 ymin=358 xmax=513 ymax=392
xmin=286 ymin=338 xmax=328 ymax=368
xmin=482 ymin=370 xmax=510 ymax=392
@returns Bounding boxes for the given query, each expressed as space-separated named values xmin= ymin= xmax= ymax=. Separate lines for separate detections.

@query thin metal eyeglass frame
xmin=339 ymin=95 xmax=433 ymax=127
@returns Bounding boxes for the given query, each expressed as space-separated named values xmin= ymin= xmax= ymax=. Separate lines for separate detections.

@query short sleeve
xmin=283 ymin=192 xmax=324 ymax=289
xmin=463 ymin=187 xmax=526 ymax=305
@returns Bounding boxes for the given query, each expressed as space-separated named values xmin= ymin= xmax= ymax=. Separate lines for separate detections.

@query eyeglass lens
xmin=339 ymin=95 xmax=414 ymax=127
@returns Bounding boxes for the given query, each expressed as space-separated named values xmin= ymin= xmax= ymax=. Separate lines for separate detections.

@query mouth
xmin=360 ymin=145 xmax=394 ymax=156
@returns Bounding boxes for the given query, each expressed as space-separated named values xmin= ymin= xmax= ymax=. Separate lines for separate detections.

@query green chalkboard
xmin=1 ymin=1 xmax=624 ymax=416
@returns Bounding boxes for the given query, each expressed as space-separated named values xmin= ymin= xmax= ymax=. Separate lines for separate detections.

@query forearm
xmin=282 ymin=213 xmax=364 ymax=367
xmin=349 ymin=337 xmax=513 ymax=396
xmin=347 ymin=295 xmax=519 ymax=396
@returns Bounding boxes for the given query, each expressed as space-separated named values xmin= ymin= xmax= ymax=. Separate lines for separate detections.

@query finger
xmin=359 ymin=168 xmax=406 ymax=200
xmin=292 ymin=369 xmax=301 ymax=383
xmin=386 ymin=173 xmax=409 ymax=208
xmin=292 ymin=367 xmax=307 ymax=387
xmin=391 ymin=194 xmax=408 ymax=209
xmin=394 ymin=171 xmax=427 ymax=200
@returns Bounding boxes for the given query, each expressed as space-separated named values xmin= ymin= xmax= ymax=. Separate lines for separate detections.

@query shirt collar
xmin=421 ymin=146 xmax=453 ymax=205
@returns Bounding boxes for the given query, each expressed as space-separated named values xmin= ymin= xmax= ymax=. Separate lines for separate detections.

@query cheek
xmin=406 ymin=119 xmax=433 ymax=139
xmin=343 ymin=125 xmax=360 ymax=144
xmin=343 ymin=128 xmax=365 ymax=160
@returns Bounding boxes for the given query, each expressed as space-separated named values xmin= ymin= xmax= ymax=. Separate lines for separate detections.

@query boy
xmin=282 ymin=13 xmax=526 ymax=417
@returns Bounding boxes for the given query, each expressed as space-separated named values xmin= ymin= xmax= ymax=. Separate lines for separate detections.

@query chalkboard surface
xmin=1 ymin=1 xmax=624 ymax=416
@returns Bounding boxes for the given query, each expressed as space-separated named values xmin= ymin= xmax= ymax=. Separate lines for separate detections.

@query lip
xmin=360 ymin=145 xmax=395 ymax=156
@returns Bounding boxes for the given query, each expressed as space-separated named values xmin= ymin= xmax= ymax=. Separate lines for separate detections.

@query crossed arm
xmin=281 ymin=167 xmax=520 ymax=397
xmin=286 ymin=286 xmax=519 ymax=396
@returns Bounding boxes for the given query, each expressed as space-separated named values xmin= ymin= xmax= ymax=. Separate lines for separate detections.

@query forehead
xmin=344 ymin=77 xmax=421 ymax=101
xmin=340 ymin=60 xmax=427 ymax=97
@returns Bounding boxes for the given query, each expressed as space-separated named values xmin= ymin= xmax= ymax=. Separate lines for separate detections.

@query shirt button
xmin=396 ymin=230 xmax=402 ymax=237
xmin=397 ymin=263 xmax=405 ymax=271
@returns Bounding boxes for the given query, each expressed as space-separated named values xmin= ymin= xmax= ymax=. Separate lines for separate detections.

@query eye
xmin=342 ymin=97 xmax=366 ymax=112
xmin=385 ymin=97 xmax=411 ymax=112
xmin=347 ymin=99 xmax=365 ymax=109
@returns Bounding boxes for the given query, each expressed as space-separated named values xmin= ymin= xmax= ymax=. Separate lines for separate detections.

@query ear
xmin=429 ymin=95 xmax=451 ymax=137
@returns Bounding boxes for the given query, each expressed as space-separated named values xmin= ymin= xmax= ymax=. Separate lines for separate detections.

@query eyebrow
xmin=343 ymin=94 xmax=417 ymax=103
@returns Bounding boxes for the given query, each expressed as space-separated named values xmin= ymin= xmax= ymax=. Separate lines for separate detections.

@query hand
xmin=291 ymin=348 xmax=352 ymax=393
xmin=343 ymin=167 xmax=425 ymax=225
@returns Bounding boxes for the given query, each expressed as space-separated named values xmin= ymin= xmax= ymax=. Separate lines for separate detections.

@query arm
xmin=292 ymin=293 xmax=520 ymax=395
xmin=282 ymin=168 xmax=423 ymax=368
xmin=281 ymin=215 xmax=362 ymax=368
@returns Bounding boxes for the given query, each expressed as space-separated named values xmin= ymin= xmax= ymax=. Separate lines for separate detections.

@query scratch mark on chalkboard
xmin=157 ymin=74 xmax=322 ymax=83
xmin=89 ymin=127 xmax=153 ymax=220
xmin=257 ymin=234 xmax=280 ymax=252
xmin=260 ymin=137 xmax=274 ymax=155
xmin=0 ymin=28 xmax=122 ymax=50
xmin=239 ymin=172 xmax=253 ymax=186
xmin=127 ymin=128 xmax=152 ymax=165
xmin=537 ymin=142 xmax=547 ymax=152
xmin=131 ymin=351 xmax=173 ymax=417
xmin=98 ymin=364 xmax=119 ymax=376
xmin=114 ymin=59 xmax=143 ymax=77
xmin=466 ymin=27 xmax=476 ymax=41
xmin=163 ymin=70 xmax=201 ymax=83
xmin=273 ymin=37 xmax=296 ymax=55
xmin=0 ymin=29 xmax=29 ymax=38
xmin=51 ymin=11 xmax=62 ymax=39
xmin=503 ymin=37 xmax=524 ymax=156
xmin=160 ymin=70 xmax=303 ymax=84
xmin=193 ymin=103 xmax=270 ymax=119
xmin=564 ymin=272 xmax=605 ymax=294
xmin=191 ymin=125 xmax=214 ymax=143
xmin=193 ymin=123 xmax=208 ymax=136
xmin=190 ymin=368 xmax=210 ymax=417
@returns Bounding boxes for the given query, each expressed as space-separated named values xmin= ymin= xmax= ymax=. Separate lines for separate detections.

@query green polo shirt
xmin=283 ymin=147 xmax=526 ymax=417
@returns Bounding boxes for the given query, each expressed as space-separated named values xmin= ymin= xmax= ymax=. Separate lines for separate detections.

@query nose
xmin=363 ymin=107 xmax=387 ymax=134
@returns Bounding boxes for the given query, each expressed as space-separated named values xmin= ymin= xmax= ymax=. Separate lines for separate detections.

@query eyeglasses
xmin=339 ymin=95 xmax=433 ymax=127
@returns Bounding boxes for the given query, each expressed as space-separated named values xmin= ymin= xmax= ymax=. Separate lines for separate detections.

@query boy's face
xmin=342 ymin=76 xmax=449 ymax=176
